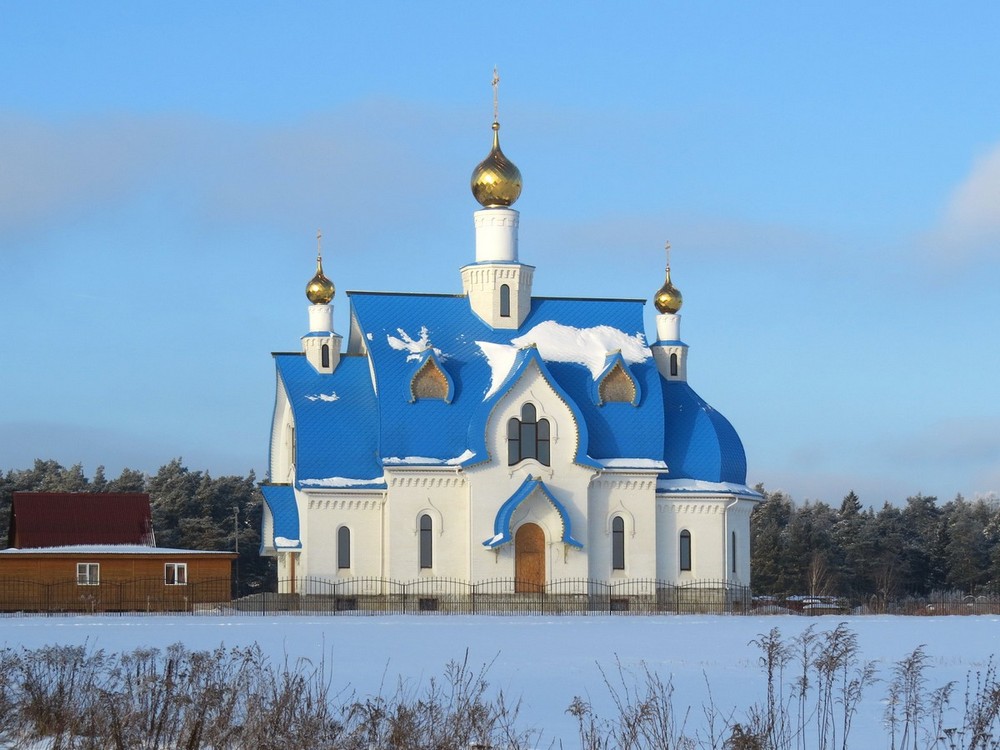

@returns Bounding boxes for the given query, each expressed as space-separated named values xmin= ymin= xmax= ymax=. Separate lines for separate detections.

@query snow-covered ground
xmin=2 ymin=614 xmax=998 ymax=745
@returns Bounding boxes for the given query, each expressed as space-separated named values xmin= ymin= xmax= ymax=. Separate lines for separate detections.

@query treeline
xmin=751 ymin=487 xmax=1000 ymax=603
xmin=0 ymin=459 xmax=272 ymax=596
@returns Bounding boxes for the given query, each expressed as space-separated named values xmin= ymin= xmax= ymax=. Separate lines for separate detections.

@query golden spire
xmin=306 ymin=229 xmax=335 ymax=305
xmin=654 ymin=241 xmax=683 ymax=314
xmin=471 ymin=67 xmax=522 ymax=208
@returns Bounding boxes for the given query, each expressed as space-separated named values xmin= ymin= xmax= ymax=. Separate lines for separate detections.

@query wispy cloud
xmin=921 ymin=141 xmax=1000 ymax=265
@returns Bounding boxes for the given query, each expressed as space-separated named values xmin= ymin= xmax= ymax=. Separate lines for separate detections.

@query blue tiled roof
xmin=484 ymin=476 xmax=583 ymax=548
xmin=348 ymin=293 xmax=664 ymax=466
xmin=275 ymin=292 xmax=749 ymax=489
xmin=274 ymin=353 xmax=382 ymax=488
xmin=661 ymin=379 xmax=747 ymax=484
xmin=260 ymin=485 xmax=300 ymax=550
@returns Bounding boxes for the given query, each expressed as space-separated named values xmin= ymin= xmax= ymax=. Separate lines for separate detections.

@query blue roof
xmin=274 ymin=353 xmax=383 ymax=488
xmin=348 ymin=293 xmax=664 ymax=466
xmin=661 ymin=379 xmax=747 ymax=484
xmin=272 ymin=291 xmax=749 ymax=489
xmin=260 ymin=485 xmax=300 ymax=550
xmin=484 ymin=476 xmax=583 ymax=548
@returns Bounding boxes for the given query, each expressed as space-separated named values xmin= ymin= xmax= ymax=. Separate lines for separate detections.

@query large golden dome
xmin=654 ymin=265 xmax=683 ymax=314
xmin=306 ymin=253 xmax=335 ymax=305
xmin=471 ymin=122 xmax=522 ymax=208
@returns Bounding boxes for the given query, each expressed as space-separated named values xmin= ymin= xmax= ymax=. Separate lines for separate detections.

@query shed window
xmin=611 ymin=516 xmax=625 ymax=570
xmin=164 ymin=563 xmax=187 ymax=585
xmin=77 ymin=563 xmax=100 ymax=586
xmin=507 ymin=403 xmax=551 ymax=466
xmin=419 ymin=514 xmax=433 ymax=569
xmin=679 ymin=530 xmax=692 ymax=572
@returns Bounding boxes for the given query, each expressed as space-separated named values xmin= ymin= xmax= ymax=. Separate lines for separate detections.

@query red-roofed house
xmin=1 ymin=492 xmax=235 ymax=612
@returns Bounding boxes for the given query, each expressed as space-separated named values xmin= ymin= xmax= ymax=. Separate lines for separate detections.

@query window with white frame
xmin=164 ymin=562 xmax=188 ymax=585
xmin=76 ymin=562 xmax=99 ymax=586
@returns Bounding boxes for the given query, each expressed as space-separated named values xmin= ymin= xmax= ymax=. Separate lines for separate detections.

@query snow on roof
xmin=305 ymin=392 xmax=339 ymax=402
xmin=597 ymin=458 xmax=668 ymax=470
xmin=476 ymin=322 xmax=649 ymax=400
xmin=383 ymin=449 xmax=476 ymax=466
xmin=0 ymin=544 xmax=232 ymax=555
xmin=387 ymin=326 xmax=445 ymax=362
xmin=511 ymin=321 xmax=649 ymax=377
xmin=274 ymin=537 xmax=300 ymax=548
xmin=299 ymin=475 xmax=387 ymax=488
xmin=656 ymin=478 xmax=762 ymax=498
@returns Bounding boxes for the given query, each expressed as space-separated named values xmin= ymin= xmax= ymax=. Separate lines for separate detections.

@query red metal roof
xmin=8 ymin=493 xmax=155 ymax=548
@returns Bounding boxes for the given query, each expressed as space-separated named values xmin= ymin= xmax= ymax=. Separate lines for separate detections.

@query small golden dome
xmin=654 ymin=265 xmax=683 ymax=314
xmin=471 ymin=122 xmax=522 ymax=207
xmin=306 ymin=253 xmax=335 ymax=305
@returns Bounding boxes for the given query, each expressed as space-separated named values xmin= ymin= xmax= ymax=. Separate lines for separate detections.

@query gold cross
xmin=492 ymin=66 xmax=500 ymax=123
xmin=664 ymin=240 xmax=672 ymax=269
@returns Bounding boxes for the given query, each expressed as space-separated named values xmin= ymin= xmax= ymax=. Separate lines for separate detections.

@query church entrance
xmin=514 ymin=523 xmax=545 ymax=593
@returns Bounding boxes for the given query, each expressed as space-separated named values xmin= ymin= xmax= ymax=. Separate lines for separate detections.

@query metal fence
xmin=0 ymin=577 xmax=233 ymax=614
xmin=228 ymin=577 xmax=752 ymax=616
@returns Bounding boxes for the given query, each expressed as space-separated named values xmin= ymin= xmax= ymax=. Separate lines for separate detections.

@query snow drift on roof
xmin=476 ymin=321 xmax=650 ymax=399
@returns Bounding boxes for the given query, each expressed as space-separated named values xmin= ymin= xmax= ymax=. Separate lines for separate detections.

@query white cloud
xmin=925 ymin=142 xmax=1000 ymax=263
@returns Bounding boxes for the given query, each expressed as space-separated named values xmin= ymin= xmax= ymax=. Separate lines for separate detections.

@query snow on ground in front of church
xmin=2 ymin=614 xmax=999 ymax=744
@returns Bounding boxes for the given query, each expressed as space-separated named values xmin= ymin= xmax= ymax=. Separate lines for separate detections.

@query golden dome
xmin=654 ymin=265 xmax=683 ymax=314
xmin=306 ymin=253 xmax=335 ymax=305
xmin=471 ymin=122 xmax=522 ymax=207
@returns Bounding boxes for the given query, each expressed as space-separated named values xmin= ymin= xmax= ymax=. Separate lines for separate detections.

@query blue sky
xmin=2 ymin=2 xmax=998 ymax=506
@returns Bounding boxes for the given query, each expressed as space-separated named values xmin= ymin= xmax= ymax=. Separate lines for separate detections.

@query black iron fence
xmin=230 ymin=577 xmax=752 ymax=616
xmin=0 ymin=577 xmax=233 ymax=614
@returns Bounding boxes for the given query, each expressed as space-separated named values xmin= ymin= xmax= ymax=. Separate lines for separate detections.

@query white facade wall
xmin=588 ymin=475 xmax=658 ymax=580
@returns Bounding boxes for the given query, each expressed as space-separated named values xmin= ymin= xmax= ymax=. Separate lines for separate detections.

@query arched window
xmin=731 ymin=531 xmax=737 ymax=573
xmin=500 ymin=284 xmax=511 ymax=317
xmin=669 ymin=352 xmax=678 ymax=377
xmin=419 ymin=514 xmax=433 ymax=569
xmin=611 ymin=516 xmax=625 ymax=570
xmin=337 ymin=526 xmax=351 ymax=569
xmin=679 ymin=530 xmax=692 ymax=571
xmin=507 ymin=403 xmax=551 ymax=466
xmin=321 ymin=344 xmax=330 ymax=369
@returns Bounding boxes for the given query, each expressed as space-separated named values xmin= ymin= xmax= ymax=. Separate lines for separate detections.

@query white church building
xmin=260 ymin=108 xmax=762 ymax=596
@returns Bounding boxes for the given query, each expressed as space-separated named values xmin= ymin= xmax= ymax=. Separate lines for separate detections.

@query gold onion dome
xmin=654 ymin=265 xmax=683 ymax=314
xmin=306 ymin=253 xmax=335 ymax=305
xmin=471 ymin=121 xmax=522 ymax=207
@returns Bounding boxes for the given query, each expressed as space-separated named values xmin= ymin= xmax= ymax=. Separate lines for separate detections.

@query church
xmin=260 ymin=100 xmax=761 ymax=595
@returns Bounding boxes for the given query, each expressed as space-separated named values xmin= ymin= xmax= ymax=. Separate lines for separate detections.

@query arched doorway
xmin=514 ymin=523 xmax=545 ymax=593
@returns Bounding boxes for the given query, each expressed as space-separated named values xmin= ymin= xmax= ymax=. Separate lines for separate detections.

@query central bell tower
xmin=461 ymin=69 xmax=533 ymax=329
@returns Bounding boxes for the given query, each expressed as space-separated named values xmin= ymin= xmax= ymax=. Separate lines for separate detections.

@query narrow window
xmin=679 ymin=530 xmax=692 ymax=572
xmin=670 ymin=352 xmax=678 ymax=377
xmin=499 ymin=284 xmax=511 ymax=317
xmin=76 ymin=562 xmax=100 ymax=586
xmin=338 ymin=527 xmax=351 ymax=569
xmin=321 ymin=344 xmax=330 ymax=368
xmin=731 ymin=531 xmax=737 ymax=573
xmin=507 ymin=417 xmax=521 ymax=464
xmin=611 ymin=516 xmax=625 ymax=570
xmin=164 ymin=562 xmax=187 ymax=585
xmin=536 ymin=418 xmax=551 ymax=465
xmin=419 ymin=514 xmax=433 ymax=569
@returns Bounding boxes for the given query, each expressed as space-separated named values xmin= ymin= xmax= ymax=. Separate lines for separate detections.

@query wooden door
xmin=514 ymin=523 xmax=545 ymax=593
